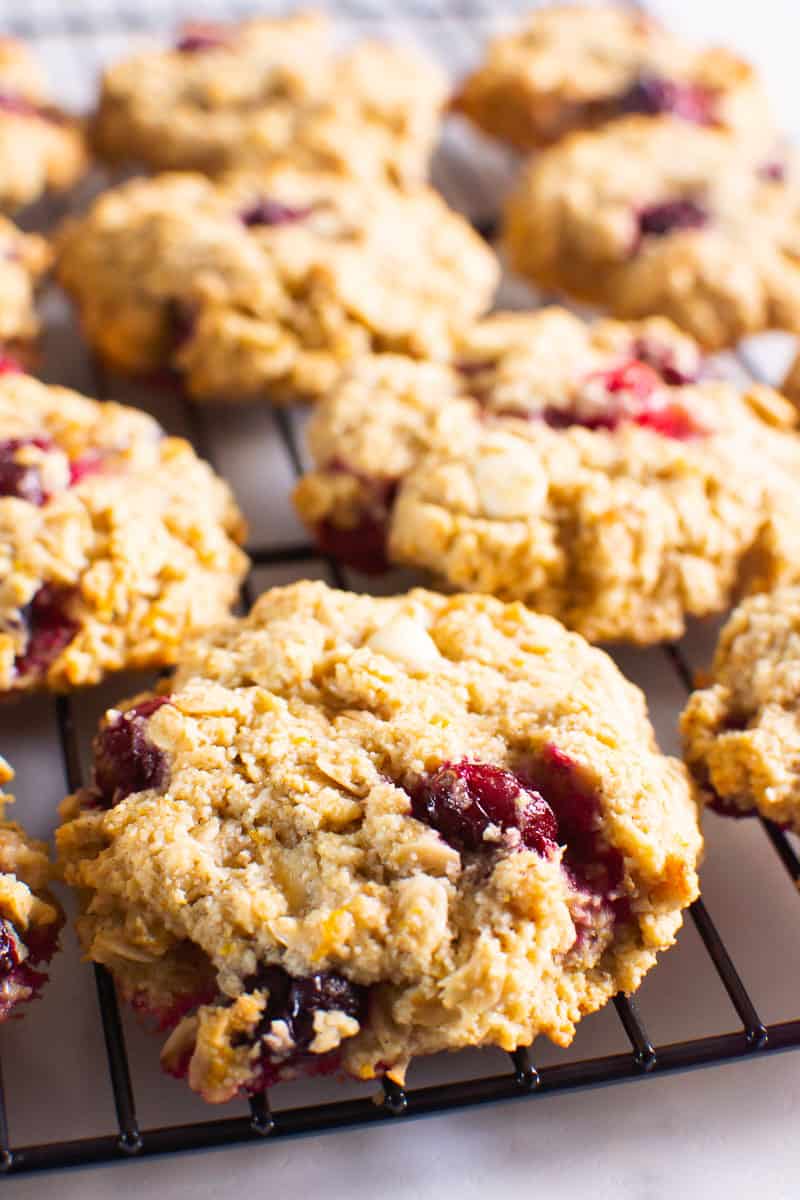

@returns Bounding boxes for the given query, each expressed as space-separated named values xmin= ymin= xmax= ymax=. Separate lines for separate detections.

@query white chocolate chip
xmin=473 ymin=441 xmax=546 ymax=519
xmin=367 ymin=615 xmax=441 ymax=672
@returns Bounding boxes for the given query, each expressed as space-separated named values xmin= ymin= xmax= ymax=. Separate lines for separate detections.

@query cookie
xmin=782 ymin=350 xmax=800 ymax=408
xmin=0 ymin=370 xmax=248 ymax=693
xmin=55 ymin=169 xmax=498 ymax=404
xmin=0 ymin=36 xmax=87 ymax=211
xmin=0 ymin=757 xmax=62 ymax=1019
xmin=454 ymin=5 xmax=773 ymax=151
xmin=682 ymin=587 xmax=800 ymax=831
xmin=92 ymin=12 xmax=446 ymax=184
xmin=0 ymin=217 xmax=49 ymax=362
xmin=57 ymin=580 xmax=700 ymax=1100
xmin=504 ymin=117 xmax=800 ymax=349
xmin=293 ymin=307 xmax=800 ymax=644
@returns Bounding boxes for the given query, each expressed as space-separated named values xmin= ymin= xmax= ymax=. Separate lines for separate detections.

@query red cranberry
xmin=524 ymin=745 xmax=630 ymax=928
xmin=252 ymin=965 xmax=366 ymax=1054
xmin=410 ymin=761 xmax=559 ymax=856
xmin=758 ymin=161 xmax=786 ymax=182
xmin=175 ymin=25 xmax=229 ymax=52
xmin=69 ymin=451 xmax=105 ymax=487
xmin=0 ymin=919 xmax=22 ymax=978
xmin=0 ymin=355 xmax=21 ymax=375
xmin=92 ymin=697 xmax=171 ymax=807
xmin=637 ymin=199 xmax=708 ymax=238
xmin=0 ymin=437 xmax=52 ymax=505
xmin=240 ymin=200 xmax=313 ymax=227
xmin=14 ymin=584 xmax=77 ymax=681
xmin=554 ymin=360 xmax=703 ymax=440
xmin=616 ymin=73 xmax=715 ymax=125
xmin=313 ymin=468 xmax=397 ymax=575
xmin=632 ymin=337 xmax=700 ymax=386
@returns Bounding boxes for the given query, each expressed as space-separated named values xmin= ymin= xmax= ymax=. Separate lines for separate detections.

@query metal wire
xmin=2 ymin=0 xmax=800 ymax=1178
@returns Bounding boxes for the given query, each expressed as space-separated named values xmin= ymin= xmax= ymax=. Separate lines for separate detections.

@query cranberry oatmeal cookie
xmin=57 ymin=580 xmax=701 ymax=1100
xmin=453 ymin=5 xmax=773 ymax=152
xmin=0 ymin=758 xmax=62 ymax=1018
xmin=0 ymin=37 xmax=87 ymax=211
xmin=0 ymin=219 xmax=49 ymax=363
xmin=0 ymin=370 xmax=248 ymax=694
xmin=682 ymin=587 xmax=800 ymax=831
xmin=504 ymin=117 xmax=800 ymax=349
xmin=55 ymin=168 xmax=498 ymax=404
xmin=92 ymin=12 xmax=446 ymax=184
xmin=294 ymin=308 xmax=800 ymax=644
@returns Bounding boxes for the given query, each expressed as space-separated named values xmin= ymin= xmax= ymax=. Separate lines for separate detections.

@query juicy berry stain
xmin=13 ymin=584 xmax=78 ymax=681
xmin=0 ymin=437 xmax=52 ymax=504
xmin=637 ymin=199 xmax=708 ymax=238
xmin=410 ymin=761 xmax=558 ymax=855
xmin=92 ymin=696 xmax=171 ymax=807
xmin=616 ymin=73 xmax=715 ymax=125
xmin=240 ymin=200 xmax=313 ymax=227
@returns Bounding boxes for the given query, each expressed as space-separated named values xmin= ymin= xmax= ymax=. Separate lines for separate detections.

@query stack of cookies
xmin=2 ymin=6 xmax=798 ymax=1107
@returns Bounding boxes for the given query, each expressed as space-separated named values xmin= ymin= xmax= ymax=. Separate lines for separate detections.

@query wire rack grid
xmin=1 ymin=0 xmax=800 ymax=1180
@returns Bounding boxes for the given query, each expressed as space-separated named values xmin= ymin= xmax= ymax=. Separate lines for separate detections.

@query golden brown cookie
xmin=57 ymin=580 xmax=700 ymax=1101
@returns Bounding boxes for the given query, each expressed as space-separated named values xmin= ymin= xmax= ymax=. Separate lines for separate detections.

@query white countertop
xmin=3 ymin=2 xmax=800 ymax=1197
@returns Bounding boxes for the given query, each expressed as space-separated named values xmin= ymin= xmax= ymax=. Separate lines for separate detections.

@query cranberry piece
xmin=0 ymin=355 xmax=21 ymax=375
xmin=410 ymin=761 xmax=559 ymax=856
xmin=758 ymin=161 xmax=786 ymax=182
xmin=525 ymin=745 xmax=630 ymax=928
xmin=92 ymin=697 xmax=171 ymax=807
xmin=0 ymin=437 xmax=52 ymax=505
xmin=14 ymin=584 xmax=77 ymax=680
xmin=313 ymin=470 xmax=397 ymax=575
xmin=316 ymin=513 xmax=391 ymax=575
xmin=240 ymin=200 xmax=313 ymax=228
xmin=0 ymin=919 xmax=21 ymax=978
xmin=632 ymin=337 xmax=699 ymax=386
xmin=616 ymin=73 xmax=715 ymax=125
xmin=252 ymin=964 xmax=367 ymax=1055
xmin=637 ymin=199 xmax=708 ymax=239
xmin=552 ymin=359 xmax=703 ymax=440
xmin=69 ymin=452 xmax=105 ymax=486
xmin=175 ymin=25 xmax=228 ymax=53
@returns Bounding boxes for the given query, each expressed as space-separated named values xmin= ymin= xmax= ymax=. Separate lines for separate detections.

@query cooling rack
xmin=1 ymin=0 xmax=800 ymax=1180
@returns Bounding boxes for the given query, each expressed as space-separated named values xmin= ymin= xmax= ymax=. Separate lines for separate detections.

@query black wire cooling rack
xmin=1 ymin=0 xmax=800 ymax=1180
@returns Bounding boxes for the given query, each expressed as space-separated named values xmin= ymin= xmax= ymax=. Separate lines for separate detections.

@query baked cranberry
xmin=524 ymin=745 xmax=630 ymax=928
xmin=165 ymin=298 xmax=196 ymax=353
xmin=637 ymin=199 xmax=708 ymax=238
xmin=616 ymin=73 xmax=715 ymax=125
xmin=632 ymin=337 xmax=700 ymax=385
xmin=552 ymin=359 xmax=703 ymax=440
xmin=0 ymin=919 xmax=21 ymax=978
xmin=14 ymin=584 xmax=77 ymax=680
xmin=0 ymin=437 xmax=52 ymax=505
xmin=758 ymin=160 xmax=786 ymax=182
xmin=410 ymin=761 xmax=559 ymax=856
xmin=92 ymin=697 xmax=171 ymax=807
xmin=314 ymin=469 xmax=397 ymax=575
xmin=252 ymin=965 xmax=366 ymax=1054
xmin=240 ymin=200 xmax=313 ymax=227
xmin=0 ymin=355 xmax=21 ymax=375
xmin=69 ymin=451 xmax=105 ymax=486
xmin=175 ymin=25 xmax=228 ymax=52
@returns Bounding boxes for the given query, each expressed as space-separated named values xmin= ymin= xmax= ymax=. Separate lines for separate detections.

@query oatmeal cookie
xmin=57 ymin=580 xmax=701 ymax=1100
xmin=55 ymin=168 xmax=498 ymax=404
xmin=0 ymin=369 xmax=248 ymax=693
xmin=92 ymin=12 xmax=446 ymax=184
xmin=504 ymin=117 xmax=800 ymax=349
xmin=0 ymin=218 xmax=49 ymax=362
xmin=454 ymin=6 xmax=773 ymax=151
xmin=682 ymin=587 xmax=800 ymax=831
xmin=294 ymin=307 xmax=800 ymax=644
xmin=0 ymin=36 xmax=87 ymax=211
xmin=0 ymin=757 xmax=62 ymax=1018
